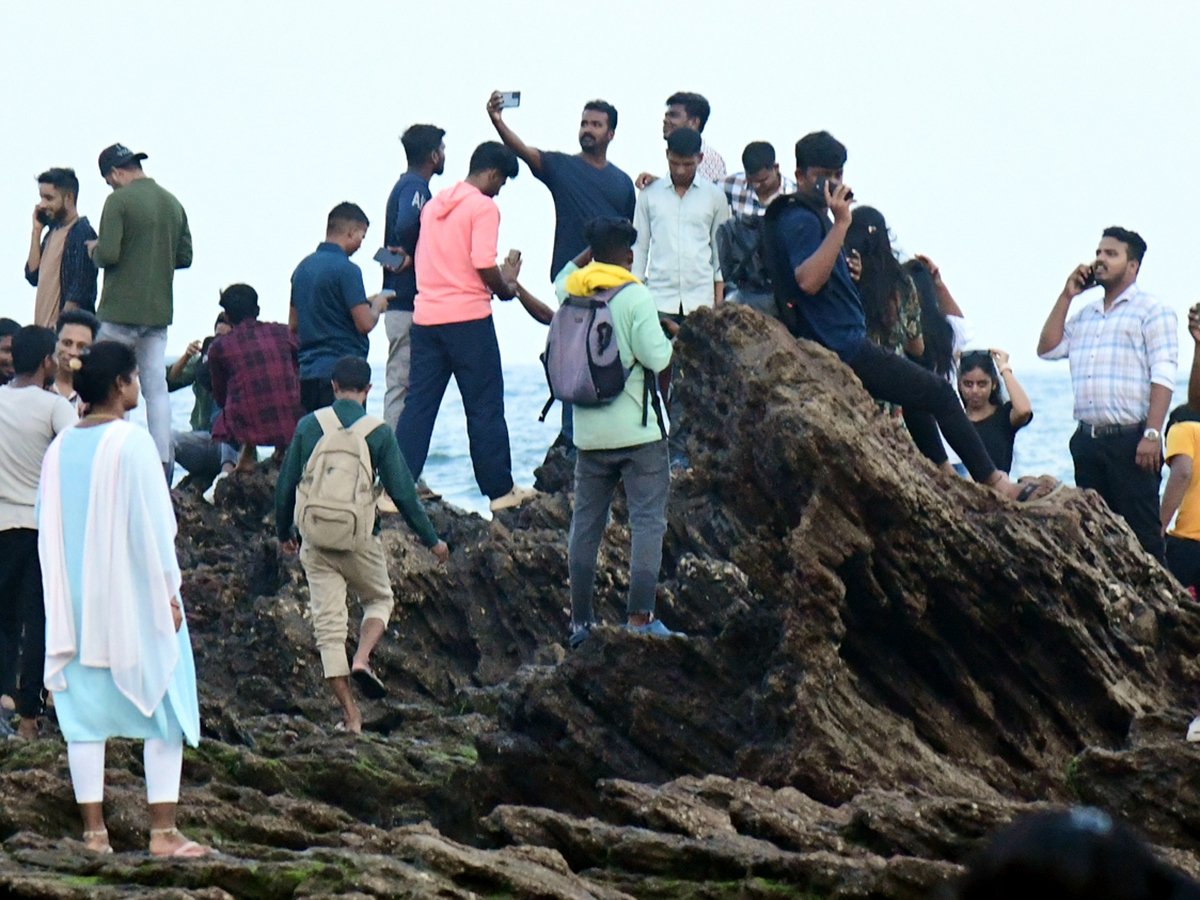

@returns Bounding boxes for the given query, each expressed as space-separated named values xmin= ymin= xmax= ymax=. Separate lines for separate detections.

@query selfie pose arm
xmin=794 ymin=184 xmax=853 ymax=294
xmin=487 ymin=92 xmax=542 ymax=176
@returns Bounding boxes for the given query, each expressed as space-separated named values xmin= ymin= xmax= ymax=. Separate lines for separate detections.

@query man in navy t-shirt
xmin=765 ymin=131 xmax=1051 ymax=503
xmin=487 ymin=92 xmax=635 ymax=281
xmin=289 ymin=202 xmax=390 ymax=412
xmin=381 ymin=124 xmax=445 ymax=431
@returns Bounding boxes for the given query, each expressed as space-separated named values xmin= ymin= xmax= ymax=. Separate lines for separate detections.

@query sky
xmin=1 ymin=0 xmax=1197 ymax=377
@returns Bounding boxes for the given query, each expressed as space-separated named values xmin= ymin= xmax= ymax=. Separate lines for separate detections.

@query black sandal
xmin=351 ymin=668 xmax=387 ymax=700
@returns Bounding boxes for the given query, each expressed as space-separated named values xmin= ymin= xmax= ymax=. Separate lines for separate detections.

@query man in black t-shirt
xmin=487 ymin=92 xmax=635 ymax=281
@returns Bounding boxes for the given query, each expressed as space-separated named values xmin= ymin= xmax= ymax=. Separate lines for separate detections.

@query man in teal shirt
xmin=553 ymin=218 xmax=679 ymax=646
xmin=275 ymin=357 xmax=448 ymax=734
xmin=90 ymin=144 xmax=192 ymax=477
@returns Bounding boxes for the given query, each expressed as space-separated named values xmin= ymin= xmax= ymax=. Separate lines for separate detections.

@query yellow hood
xmin=563 ymin=262 xmax=641 ymax=296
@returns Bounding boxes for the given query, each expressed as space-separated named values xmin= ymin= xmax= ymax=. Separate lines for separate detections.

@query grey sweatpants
xmin=568 ymin=439 xmax=670 ymax=627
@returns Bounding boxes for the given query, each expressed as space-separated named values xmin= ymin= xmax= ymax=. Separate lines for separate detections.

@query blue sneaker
xmin=568 ymin=623 xmax=593 ymax=648
xmin=627 ymin=619 xmax=684 ymax=638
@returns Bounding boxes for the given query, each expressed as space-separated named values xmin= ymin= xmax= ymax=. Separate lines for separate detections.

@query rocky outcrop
xmin=1 ymin=304 xmax=1198 ymax=897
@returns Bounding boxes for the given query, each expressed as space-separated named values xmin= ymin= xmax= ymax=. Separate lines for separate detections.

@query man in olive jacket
xmin=90 ymin=143 xmax=192 ymax=477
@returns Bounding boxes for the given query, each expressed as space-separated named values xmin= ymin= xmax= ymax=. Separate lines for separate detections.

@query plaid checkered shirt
xmin=721 ymin=172 xmax=798 ymax=217
xmin=208 ymin=320 xmax=304 ymax=447
xmin=1039 ymin=283 xmax=1178 ymax=426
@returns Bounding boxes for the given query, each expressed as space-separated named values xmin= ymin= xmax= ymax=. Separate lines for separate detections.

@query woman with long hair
xmin=957 ymin=349 xmax=1033 ymax=474
xmin=844 ymin=206 xmax=924 ymax=359
xmin=37 ymin=341 xmax=208 ymax=857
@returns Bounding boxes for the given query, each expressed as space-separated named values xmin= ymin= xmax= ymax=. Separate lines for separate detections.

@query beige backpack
xmin=294 ymin=408 xmax=384 ymax=551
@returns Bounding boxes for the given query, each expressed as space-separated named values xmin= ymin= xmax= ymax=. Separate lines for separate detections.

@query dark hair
xmin=74 ymin=341 xmax=137 ymax=406
xmin=214 ymin=312 xmax=229 ymax=331
xmin=1166 ymin=404 xmax=1200 ymax=437
xmin=56 ymin=308 xmax=100 ymax=338
xmin=327 ymin=202 xmax=369 ymax=233
xmin=401 ymin=124 xmax=446 ymax=167
xmin=902 ymin=259 xmax=955 ymax=377
xmin=330 ymin=356 xmax=371 ymax=392
xmin=844 ymin=207 xmax=907 ymax=346
xmin=219 ymin=283 xmax=260 ymax=325
xmin=10 ymin=326 xmax=57 ymax=375
xmin=583 ymin=100 xmax=618 ymax=131
xmin=583 ymin=217 xmax=638 ymax=264
xmin=1102 ymin=226 xmax=1147 ymax=265
xmin=795 ymin=131 xmax=847 ymax=171
xmin=741 ymin=141 xmax=776 ymax=175
xmin=0 ymin=319 xmax=21 ymax=340
xmin=469 ymin=142 xmax=520 ymax=179
xmin=945 ymin=808 xmax=1200 ymax=900
xmin=958 ymin=350 xmax=1001 ymax=406
xmin=37 ymin=167 xmax=80 ymax=199
xmin=667 ymin=127 xmax=702 ymax=157
xmin=666 ymin=92 xmax=711 ymax=131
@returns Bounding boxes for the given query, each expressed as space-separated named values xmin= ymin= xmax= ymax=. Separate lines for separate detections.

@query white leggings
xmin=67 ymin=739 xmax=183 ymax=804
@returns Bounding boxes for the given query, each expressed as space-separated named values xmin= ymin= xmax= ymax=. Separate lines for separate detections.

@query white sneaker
xmin=203 ymin=471 xmax=229 ymax=505
xmin=489 ymin=485 xmax=539 ymax=512
xmin=1187 ymin=716 xmax=1200 ymax=742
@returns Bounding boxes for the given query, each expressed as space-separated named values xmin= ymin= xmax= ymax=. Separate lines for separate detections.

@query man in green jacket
xmin=275 ymin=356 xmax=449 ymax=734
xmin=89 ymin=144 xmax=192 ymax=478
xmin=552 ymin=217 xmax=680 ymax=647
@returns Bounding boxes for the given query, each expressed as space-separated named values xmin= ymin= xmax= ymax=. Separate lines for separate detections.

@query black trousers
xmin=0 ymin=529 xmax=46 ymax=718
xmin=300 ymin=377 xmax=335 ymax=413
xmin=1167 ymin=536 xmax=1200 ymax=592
xmin=848 ymin=342 xmax=997 ymax=482
xmin=1070 ymin=426 xmax=1164 ymax=561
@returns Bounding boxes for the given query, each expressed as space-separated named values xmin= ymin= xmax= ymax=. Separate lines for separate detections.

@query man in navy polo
xmin=289 ymin=202 xmax=391 ymax=412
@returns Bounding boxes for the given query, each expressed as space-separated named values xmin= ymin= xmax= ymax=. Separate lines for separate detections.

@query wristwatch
xmin=1143 ymin=427 xmax=1161 ymax=442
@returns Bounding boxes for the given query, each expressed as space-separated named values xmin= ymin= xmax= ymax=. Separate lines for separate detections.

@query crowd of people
xmin=1 ymin=89 xmax=1199 ymax=853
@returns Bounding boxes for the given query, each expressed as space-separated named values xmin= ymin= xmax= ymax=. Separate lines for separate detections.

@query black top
xmin=536 ymin=151 xmax=636 ymax=280
xmin=971 ymin=401 xmax=1029 ymax=474
xmin=382 ymin=171 xmax=432 ymax=312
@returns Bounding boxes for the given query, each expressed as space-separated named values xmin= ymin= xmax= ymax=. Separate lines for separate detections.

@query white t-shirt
xmin=0 ymin=384 xmax=77 ymax=531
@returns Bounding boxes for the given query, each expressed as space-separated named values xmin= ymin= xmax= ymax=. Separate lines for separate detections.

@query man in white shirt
xmin=1037 ymin=226 xmax=1177 ymax=561
xmin=632 ymin=127 xmax=729 ymax=471
xmin=0 ymin=326 xmax=76 ymax=738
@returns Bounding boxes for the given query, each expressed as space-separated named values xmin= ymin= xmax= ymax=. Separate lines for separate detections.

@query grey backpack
xmin=539 ymin=283 xmax=665 ymax=435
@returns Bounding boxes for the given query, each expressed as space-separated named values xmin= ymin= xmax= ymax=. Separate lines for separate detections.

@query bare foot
xmin=341 ymin=706 xmax=363 ymax=735
xmin=149 ymin=827 xmax=210 ymax=857
xmin=15 ymin=718 xmax=37 ymax=740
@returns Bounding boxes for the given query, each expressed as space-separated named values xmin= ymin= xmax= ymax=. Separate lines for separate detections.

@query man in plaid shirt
xmin=722 ymin=142 xmax=797 ymax=217
xmin=208 ymin=283 xmax=304 ymax=472
xmin=1038 ymin=226 xmax=1178 ymax=561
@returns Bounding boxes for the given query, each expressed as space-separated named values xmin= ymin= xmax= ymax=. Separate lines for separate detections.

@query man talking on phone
xmin=289 ymin=203 xmax=391 ymax=412
xmin=1037 ymin=228 xmax=1177 ymax=561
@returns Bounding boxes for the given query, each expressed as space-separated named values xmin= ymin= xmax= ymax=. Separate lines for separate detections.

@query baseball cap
xmin=98 ymin=144 xmax=148 ymax=177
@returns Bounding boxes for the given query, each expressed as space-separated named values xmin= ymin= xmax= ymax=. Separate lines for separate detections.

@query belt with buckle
xmin=1078 ymin=421 xmax=1145 ymax=439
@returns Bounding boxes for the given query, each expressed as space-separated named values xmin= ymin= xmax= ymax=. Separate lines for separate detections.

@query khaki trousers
xmin=299 ymin=537 xmax=394 ymax=678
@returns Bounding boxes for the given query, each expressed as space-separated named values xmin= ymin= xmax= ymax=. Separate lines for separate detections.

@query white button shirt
xmin=1039 ymin=283 xmax=1178 ymax=425
xmin=632 ymin=176 xmax=730 ymax=316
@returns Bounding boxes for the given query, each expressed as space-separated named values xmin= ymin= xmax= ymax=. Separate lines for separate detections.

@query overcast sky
xmin=1 ymin=0 xmax=1196 ymax=376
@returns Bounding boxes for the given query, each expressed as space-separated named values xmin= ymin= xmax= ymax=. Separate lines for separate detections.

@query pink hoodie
xmin=413 ymin=182 xmax=500 ymax=326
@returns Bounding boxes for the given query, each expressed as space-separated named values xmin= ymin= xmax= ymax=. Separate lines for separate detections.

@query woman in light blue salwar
xmin=37 ymin=342 xmax=210 ymax=857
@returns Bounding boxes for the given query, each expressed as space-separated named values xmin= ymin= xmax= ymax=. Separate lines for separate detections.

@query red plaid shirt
xmin=208 ymin=320 xmax=303 ymax=447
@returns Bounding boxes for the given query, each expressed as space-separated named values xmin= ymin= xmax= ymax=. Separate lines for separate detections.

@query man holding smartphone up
xmin=380 ymin=125 xmax=446 ymax=431
xmin=289 ymin=203 xmax=391 ymax=412
xmin=1037 ymin=228 xmax=1177 ymax=561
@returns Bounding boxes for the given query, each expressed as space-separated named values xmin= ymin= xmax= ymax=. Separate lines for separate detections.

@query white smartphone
xmin=500 ymin=91 xmax=521 ymax=109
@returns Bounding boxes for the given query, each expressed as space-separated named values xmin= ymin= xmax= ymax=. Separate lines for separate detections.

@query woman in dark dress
xmin=957 ymin=349 xmax=1033 ymax=474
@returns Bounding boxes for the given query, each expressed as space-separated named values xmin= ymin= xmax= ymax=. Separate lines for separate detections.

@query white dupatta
xmin=39 ymin=421 xmax=182 ymax=717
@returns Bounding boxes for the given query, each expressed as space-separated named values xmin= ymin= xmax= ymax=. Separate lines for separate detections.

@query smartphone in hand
xmin=373 ymin=247 xmax=407 ymax=268
xmin=500 ymin=91 xmax=521 ymax=109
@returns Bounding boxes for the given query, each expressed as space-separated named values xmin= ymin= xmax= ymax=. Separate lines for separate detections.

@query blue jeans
xmin=96 ymin=323 xmax=172 ymax=468
xmin=396 ymin=316 xmax=514 ymax=500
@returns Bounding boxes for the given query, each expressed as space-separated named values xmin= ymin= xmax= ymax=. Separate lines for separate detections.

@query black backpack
xmin=716 ymin=213 xmax=773 ymax=295
xmin=763 ymin=192 xmax=831 ymax=338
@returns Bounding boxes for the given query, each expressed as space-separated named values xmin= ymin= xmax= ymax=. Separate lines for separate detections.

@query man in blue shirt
xmin=289 ymin=203 xmax=390 ymax=412
xmin=381 ymin=124 xmax=445 ymax=431
xmin=487 ymin=92 xmax=635 ymax=281
xmin=765 ymin=132 xmax=1053 ymax=503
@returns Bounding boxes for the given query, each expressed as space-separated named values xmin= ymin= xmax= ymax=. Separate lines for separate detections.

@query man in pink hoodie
xmin=396 ymin=142 xmax=537 ymax=512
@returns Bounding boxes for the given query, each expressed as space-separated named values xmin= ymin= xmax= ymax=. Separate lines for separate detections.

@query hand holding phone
xmin=373 ymin=247 xmax=407 ymax=270
xmin=499 ymin=91 xmax=521 ymax=109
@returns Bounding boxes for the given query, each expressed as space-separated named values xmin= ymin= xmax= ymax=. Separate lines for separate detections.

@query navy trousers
xmin=397 ymin=316 xmax=514 ymax=500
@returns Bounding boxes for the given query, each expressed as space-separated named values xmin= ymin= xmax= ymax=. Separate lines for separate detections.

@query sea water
xmin=157 ymin=364 xmax=1187 ymax=517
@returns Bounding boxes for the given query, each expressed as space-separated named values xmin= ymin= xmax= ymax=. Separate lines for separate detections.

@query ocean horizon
xmin=155 ymin=362 xmax=1188 ymax=517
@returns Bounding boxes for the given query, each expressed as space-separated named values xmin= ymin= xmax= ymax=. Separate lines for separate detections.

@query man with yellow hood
xmin=552 ymin=217 xmax=679 ymax=646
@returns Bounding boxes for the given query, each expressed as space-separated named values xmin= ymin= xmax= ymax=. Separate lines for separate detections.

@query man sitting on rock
xmin=552 ymin=217 xmax=679 ymax=645
xmin=764 ymin=131 xmax=1057 ymax=503
xmin=276 ymin=356 xmax=449 ymax=734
